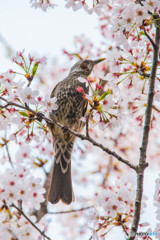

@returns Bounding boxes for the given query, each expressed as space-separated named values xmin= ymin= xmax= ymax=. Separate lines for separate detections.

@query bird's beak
xmin=93 ymin=58 xmax=106 ymax=65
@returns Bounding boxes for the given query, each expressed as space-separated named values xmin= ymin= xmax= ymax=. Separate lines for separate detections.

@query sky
xmin=0 ymin=1 xmax=159 ymax=239
xmin=0 ymin=0 xmax=102 ymax=71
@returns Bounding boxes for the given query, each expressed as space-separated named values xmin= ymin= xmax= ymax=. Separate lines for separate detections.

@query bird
xmin=48 ymin=58 xmax=105 ymax=204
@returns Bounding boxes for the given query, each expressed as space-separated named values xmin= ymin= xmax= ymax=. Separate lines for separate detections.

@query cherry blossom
xmin=34 ymin=56 xmax=47 ymax=64
xmin=30 ymin=0 xmax=56 ymax=11
xmin=143 ymin=0 xmax=160 ymax=13
xmin=20 ymin=87 xmax=39 ymax=104
xmin=12 ymin=49 xmax=25 ymax=63
xmin=154 ymin=174 xmax=160 ymax=221
xmin=0 ymin=71 xmax=16 ymax=86
xmin=44 ymin=95 xmax=58 ymax=111
xmin=0 ymin=166 xmax=45 ymax=209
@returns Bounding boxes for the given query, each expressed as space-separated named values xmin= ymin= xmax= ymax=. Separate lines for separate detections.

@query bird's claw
xmin=36 ymin=112 xmax=45 ymax=122
xmin=62 ymin=126 xmax=68 ymax=133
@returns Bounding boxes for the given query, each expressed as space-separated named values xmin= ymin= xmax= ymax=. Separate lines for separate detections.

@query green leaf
xmin=19 ymin=111 xmax=28 ymax=117
xmin=31 ymin=62 xmax=39 ymax=78
xmin=99 ymin=90 xmax=112 ymax=101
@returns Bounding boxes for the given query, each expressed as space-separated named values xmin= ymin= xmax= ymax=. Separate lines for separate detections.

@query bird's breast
xmin=51 ymin=81 xmax=87 ymax=128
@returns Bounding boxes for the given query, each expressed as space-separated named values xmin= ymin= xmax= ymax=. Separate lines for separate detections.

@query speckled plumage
xmin=50 ymin=72 xmax=89 ymax=133
xmin=48 ymin=58 xmax=105 ymax=204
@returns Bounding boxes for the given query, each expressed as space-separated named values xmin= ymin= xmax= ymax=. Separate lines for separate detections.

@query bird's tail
xmin=48 ymin=139 xmax=74 ymax=204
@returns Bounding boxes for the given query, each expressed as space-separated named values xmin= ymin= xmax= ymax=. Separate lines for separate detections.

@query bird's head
xmin=69 ymin=58 xmax=105 ymax=77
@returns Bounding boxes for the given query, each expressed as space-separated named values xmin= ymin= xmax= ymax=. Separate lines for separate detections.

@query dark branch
xmin=48 ymin=206 xmax=93 ymax=214
xmin=7 ymin=228 xmax=19 ymax=240
xmin=137 ymin=0 xmax=152 ymax=15
xmin=11 ymin=204 xmax=51 ymax=240
xmin=144 ymin=28 xmax=157 ymax=48
xmin=128 ymin=14 xmax=160 ymax=240
xmin=4 ymin=132 xmax=14 ymax=168
xmin=86 ymin=109 xmax=92 ymax=137
xmin=0 ymin=96 xmax=137 ymax=171
xmin=136 ymin=0 xmax=144 ymax=6
xmin=136 ymin=69 xmax=150 ymax=78
xmin=153 ymin=105 xmax=160 ymax=113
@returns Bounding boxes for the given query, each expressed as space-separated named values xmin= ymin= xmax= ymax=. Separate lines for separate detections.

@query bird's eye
xmin=80 ymin=63 xmax=87 ymax=69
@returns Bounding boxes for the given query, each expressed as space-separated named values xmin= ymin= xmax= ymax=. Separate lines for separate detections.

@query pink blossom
xmin=135 ymin=5 xmax=149 ymax=27
xmin=44 ymin=96 xmax=58 ymax=111
xmin=30 ymin=0 xmax=56 ymax=11
xmin=0 ymin=71 xmax=16 ymax=86
xmin=102 ymin=95 xmax=114 ymax=111
xmin=120 ymin=4 xmax=135 ymax=31
xmin=0 ymin=115 xmax=9 ymax=130
xmin=20 ymin=87 xmax=39 ymax=104
xmin=12 ymin=49 xmax=25 ymax=62
xmin=154 ymin=174 xmax=160 ymax=221
xmin=143 ymin=0 xmax=160 ymax=13
xmin=0 ymin=166 xmax=45 ymax=209
xmin=93 ymin=111 xmax=101 ymax=122
xmin=28 ymin=53 xmax=34 ymax=63
xmin=34 ymin=56 xmax=47 ymax=64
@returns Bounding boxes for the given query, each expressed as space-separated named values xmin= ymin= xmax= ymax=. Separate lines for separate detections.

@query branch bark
xmin=48 ymin=206 xmax=93 ymax=214
xmin=128 ymin=15 xmax=160 ymax=240
xmin=11 ymin=204 xmax=51 ymax=240
xmin=0 ymin=96 xmax=137 ymax=171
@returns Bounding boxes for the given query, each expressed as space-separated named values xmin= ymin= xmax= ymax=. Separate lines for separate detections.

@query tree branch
xmin=153 ymin=105 xmax=160 ymax=113
xmin=86 ymin=110 xmax=91 ymax=138
xmin=128 ymin=14 xmax=160 ymax=240
xmin=4 ymin=131 xmax=14 ymax=168
xmin=30 ymin=170 xmax=51 ymax=222
xmin=144 ymin=28 xmax=156 ymax=48
xmin=0 ymin=96 xmax=137 ymax=171
xmin=136 ymin=0 xmax=144 ymax=7
xmin=137 ymin=0 xmax=152 ymax=15
xmin=5 ymin=139 xmax=13 ymax=167
xmin=7 ymin=228 xmax=19 ymax=240
xmin=136 ymin=69 xmax=150 ymax=78
xmin=48 ymin=206 xmax=93 ymax=214
xmin=11 ymin=204 xmax=51 ymax=240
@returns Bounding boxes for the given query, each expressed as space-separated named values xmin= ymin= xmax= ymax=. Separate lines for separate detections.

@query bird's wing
xmin=50 ymin=74 xmax=72 ymax=98
xmin=50 ymin=82 xmax=60 ymax=98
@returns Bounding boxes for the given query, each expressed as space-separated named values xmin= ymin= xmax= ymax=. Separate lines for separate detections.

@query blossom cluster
xmin=86 ymin=178 xmax=136 ymax=238
xmin=0 ymin=50 xmax=58 ymax=142
xmin=0 ymin=165 xmax=47 ymax=239
xmin=0 ymin=166 xmax=45 ymax=209
xmin=31 ymin=0 xmax=160 ymax=17
xmin=0 ymin=208 xmax=39 ymax=240
xmin=30 ymin=0 xmax=56 ymax=11
xmin=154 ymin=174 xmax=160 ymax=238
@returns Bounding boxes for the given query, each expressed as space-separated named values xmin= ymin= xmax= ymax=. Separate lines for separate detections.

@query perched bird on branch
xmin=48 ymin=58 xmax=105 ymax=204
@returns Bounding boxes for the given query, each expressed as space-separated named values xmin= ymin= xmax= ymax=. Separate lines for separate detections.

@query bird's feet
xmin=62 ymin=126 xmax=68 ymax=133
xmin=36 ymin=112 xmax=45 ymax=122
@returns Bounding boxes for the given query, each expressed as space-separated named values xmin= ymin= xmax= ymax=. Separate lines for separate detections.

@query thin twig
xmin=86 ymin=109 xmax=92 ymax=137
xmin=136 ymin=69 xmax=150 ymax=78
xmin=153 ymin=105 xmax=160 ymax=113
xmin=144 ymin=28 xmax=156 ymax=48
xmin=5 ymin=141 xmax=13 ymax=167
xmin=7 ymin=228 xmax=19 ymax=240
xmin=136 ymin=0 xmax=144 ymax=7
xmin=137 ymin=0 xmax=152 ymax=15
xmin=128 ymin=14 xmax=160 ymax=240
xmin=4 ymin=131 xmax=14 ymax=168
xmin=0 ymin=96 xmax=137 ymax=171
xmin=122 ymin=223 xmax=129 ymax=236
xmin=11 ymin=204 xmax=51 ymax=240
xmin=48 ymin=206 xmax=93 ymax=214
